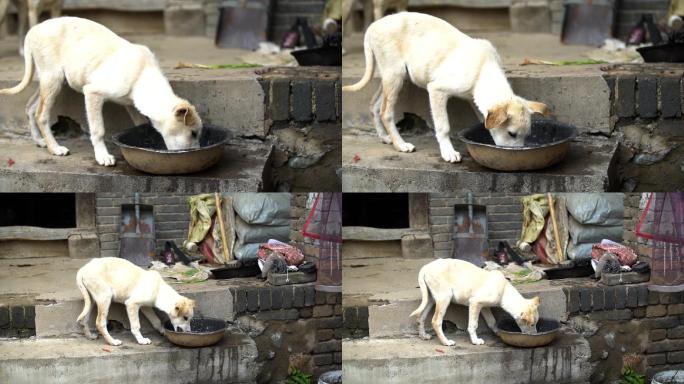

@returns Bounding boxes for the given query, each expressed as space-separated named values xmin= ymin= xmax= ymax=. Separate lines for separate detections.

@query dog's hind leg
xmin=35 ymin=73 xmax=69 ymax=156
xmin=141 ymin=307 xmax=165 ymax=336
xmin=380 ymin=69 xmax=415 ymax=153
xmin=83 ymin=86 xmax=116 ymax=166
xmin=125 ymin=299 xmax=151 ymax=345
xmin=50 ymin=0 xmax=63 ymax=18
xmin=427 ymin=84 xmax=461 ymax=163
xmin=370 ymin=86 xmax=391 ymax=144
xmin=418 ymin=295 xmax=434 ymax=340
xmin=481 ymin=307 xmax=498 ymax=333
xmin=93 ymin=294 xmax=121 ymax=346
xmin=26 ymin=90 xmax=46 ymax=147
xmin=467 ymin=300 xmax=485 ymax=345
xmin=431 ymin=294 xmax=454 ymax=346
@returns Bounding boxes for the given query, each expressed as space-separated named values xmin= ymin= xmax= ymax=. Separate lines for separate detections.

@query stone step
xmin=342 ymin=69 xmax=611 ymax=136
xmin=342 ymin=332 xmax=592 ymax=384
xmin=0 ymin=134 xmax=272 ymax=193
xmin=342 ymin=134 xmax=618 ymax=193
xmin=366 ymin=281 xmax=569 ymax=339
xmin=0 ymin=330 xmax=258 ymax=384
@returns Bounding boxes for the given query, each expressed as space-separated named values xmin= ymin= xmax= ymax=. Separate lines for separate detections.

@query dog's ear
xmin=525 ymin=100 xmax=550 ymax=117
xmin=174 ymin=103 xmax=198 ymax=127
xmin=485 ymin=103 xmax=509 ymax=129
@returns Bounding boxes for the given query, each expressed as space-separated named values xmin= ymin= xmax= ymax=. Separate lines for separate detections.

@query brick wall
xmin=96 ymin=193 xmax=193 ymax=258
xmin=342 ymin=306 xmax=369 ymax=339
xmin=0 ymin=305 xmax=35 ymax=339
xmin=565 ymin=283 xmax=684 ymax=380
xmin=429 ymin=193 xmax=525 ymax=259
xmin=230 ymin=283 xmax=342 ymax=381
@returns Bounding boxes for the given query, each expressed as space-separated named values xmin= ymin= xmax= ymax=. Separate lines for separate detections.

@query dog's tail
xmin=0 ymin=35 xmax=34 ymax=95
xmin=342 ymin=32 xmax=374 ymax=92
xmin=409 ymin=266 xmax=429 ymax=318
xmin=75 ymin=268 xmax=92 ymax=323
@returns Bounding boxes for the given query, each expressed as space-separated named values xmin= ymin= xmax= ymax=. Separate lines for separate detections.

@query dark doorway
xmin=0 ymin=193 xmax=77 ymax=228
xmin=342 ymin=193 xmax=409 ymax=228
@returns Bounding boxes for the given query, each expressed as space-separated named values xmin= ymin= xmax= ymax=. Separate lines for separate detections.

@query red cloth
xmin=591 ymin=242 xmax=638 ymax=266
xmin=258 ymin=242 xmax=304 ymax=266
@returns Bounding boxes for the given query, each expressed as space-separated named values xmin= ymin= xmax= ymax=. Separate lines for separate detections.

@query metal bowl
xmin=496 ymin=318 xmax=560 ymax=348
xmin=163 ymin=317 xmax=226 ymax=347
xmin=112 ymin=124 xmax=229 ymax=175
xmin=458 ymin=119 xmax=577 ymax=171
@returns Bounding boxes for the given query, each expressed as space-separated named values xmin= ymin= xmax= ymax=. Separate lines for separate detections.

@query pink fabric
xmin=258 ymin=242 xmax=304 ymax=266
xmin=591 ymin=242 xmax=638 ymax=266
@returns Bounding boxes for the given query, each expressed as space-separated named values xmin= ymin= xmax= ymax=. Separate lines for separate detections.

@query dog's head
xmin=484 ymin=98 xmax=549 ymax=147
xmin=170 ymin=297 xmax=195 ymax=332
xmin=156 ymin=101 xmax=202 ymax=150
xmin=515 ymin=296 xmax=541 ymax=335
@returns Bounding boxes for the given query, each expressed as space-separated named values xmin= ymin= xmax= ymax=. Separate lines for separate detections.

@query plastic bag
xmin=564 ymin=193 xmax=624 ymax=226
xmin=232 ymin=193 xmax=291 ymax=226
xmin=235 ymin=216 xmax=290 ymax=244
xmin=568 ymin=216 xmax=623 ymax=244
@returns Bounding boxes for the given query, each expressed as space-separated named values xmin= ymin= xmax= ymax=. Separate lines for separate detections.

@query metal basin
xmin=112 ymin=124 xmax=229 ymax=175
xmin=496 ymin=318 xmax=560 ymax=348
xmin=458 ymin=119 xmax=577 ymax=171
xmin=163 ymin=317 xmax=226 ymax=347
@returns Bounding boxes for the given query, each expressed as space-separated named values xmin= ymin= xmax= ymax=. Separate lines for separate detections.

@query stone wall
xmin=428 ymin=193 xmax=526 ymax=258
xmin=229 ymin=283 xmax=342 ymax=382
xmin=565 ymin=283 xmax=684 ymax=382
xmin=603 ymin=66 xmax=684 ymax=192
xmin=615 ymin=0 xmax=670 ymax=39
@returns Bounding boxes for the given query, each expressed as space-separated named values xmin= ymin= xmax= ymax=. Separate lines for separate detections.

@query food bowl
xmin=496 ymin=318 xmax=560 ymax=348
xmin=458 ymin=119 xmax=577 ymax=171
xmin=112 ymin=124 xmax=229 ymax=175
xmin=163 ymin=317 xmax=226 ymax=347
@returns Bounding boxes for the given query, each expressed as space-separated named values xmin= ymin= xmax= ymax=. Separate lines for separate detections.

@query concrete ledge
xmin=0 ymin=135 xmax=272 ymax=192
xmin=0 ymin=331 xmax=258 ymax=384
xmin=342 ymin=332 xmax=592 ymax=384
xmin=342 ymin=134 xmax=618 ymax=192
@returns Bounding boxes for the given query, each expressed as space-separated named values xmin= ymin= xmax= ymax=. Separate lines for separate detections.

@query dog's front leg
xmin=83 ymin=87 xmax=116 ymax=166
xmin=427 ymin=84 xmax=461 ymax=163
xmin=467 ymin=301 xmax=485 ymax=345
xmin=481 ymin=307 xmax=499 ymax=334
xmin=125 ymin=300 xmax=151 ymax=345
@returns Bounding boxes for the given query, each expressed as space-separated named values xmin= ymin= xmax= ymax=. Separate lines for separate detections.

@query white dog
xmin=0 ymin=17 xmax=202 ymax=166
xmin=0 ymin=0 xmax=63 ymax=56
xmin=343 ymin=12 xmax=549 ymax=163
xmin=410 ymin=259 xmax=540 ymax=346
xmin=76 ymin=257 xmax=195 ymax=346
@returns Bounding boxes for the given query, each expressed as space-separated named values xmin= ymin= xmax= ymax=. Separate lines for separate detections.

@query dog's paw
xmin=137 ymin=337 xmax=151 ymax=345
xmin=444 ymin=339 xmax=456 ymax=346
xmin=471 ymin=337 xmax=485 ymax=345
xmin=440 ymin=148 xmax=462 ymax=163
xmin=110 ymin=339 xmax=122 ymax=346
xmin=396 ymin=142 xmax=415 ymax=153
xmin=86 ymin=333 xmax=98 ymax=340
xmin=34 ymin=138 xmax=47 ymax=148
xmin=419 ymin=333 xmax=433 ymax=340
xmin=96 ymin=152 xmax=116 ymax=167
xmin=50 ymin=145 xmax=70 ymax=156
